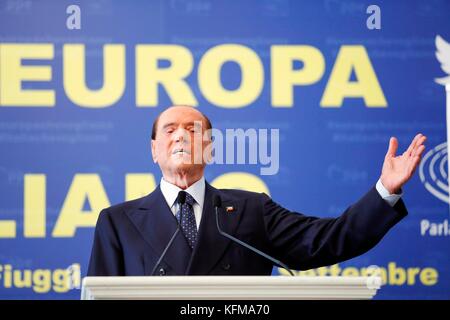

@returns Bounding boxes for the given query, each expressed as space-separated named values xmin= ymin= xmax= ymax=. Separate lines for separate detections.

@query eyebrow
xmin=161 ymin=121 xmax=200 ymax=130
xmin=161 ymin=122 xmax=177 ymax=130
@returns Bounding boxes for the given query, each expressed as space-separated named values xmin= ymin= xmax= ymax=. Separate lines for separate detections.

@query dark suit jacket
xmin=87 ymin=182 xmax=407 ymax=276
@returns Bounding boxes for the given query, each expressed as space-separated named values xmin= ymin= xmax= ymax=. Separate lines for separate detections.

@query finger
xmin=409 ymin=151 xmax=424 ymax=173
xmin=405 ymin=134 xmax=421 ymax=155
xmin=412 ymin=136 xmax=427 ymax=156
xmin=404 ymin=133 xmax=422 ymax=156
xmin=407 ymin=145 xmax=426 ymax=173
xmin=386 ymin=137 xmax=398 ymax=158
xmin=413 ymin=144 xmax=426 ymax=157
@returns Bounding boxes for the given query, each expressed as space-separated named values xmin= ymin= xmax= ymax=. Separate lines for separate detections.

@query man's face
xmin=151 ymin=106 xmax=211 ymax=176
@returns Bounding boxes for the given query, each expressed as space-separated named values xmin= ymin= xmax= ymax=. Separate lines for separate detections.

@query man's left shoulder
xmin=215 ymin=187 xmax=268 ymax=202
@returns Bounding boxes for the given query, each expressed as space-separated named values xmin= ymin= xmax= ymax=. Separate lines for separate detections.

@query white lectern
xmin=81 ymin=276 xmax=381 ymax=300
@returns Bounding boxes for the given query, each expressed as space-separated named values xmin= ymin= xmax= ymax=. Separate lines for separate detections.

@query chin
xmin=171 ymin=159 xmax=195 ymax=170
xmin=172 ymin=154 xmax=193 ymax=163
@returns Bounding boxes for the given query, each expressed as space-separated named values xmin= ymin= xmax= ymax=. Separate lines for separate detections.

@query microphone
xmin=150 ymin=191 xmax=187 ymax=276
xmin=213 ymin=194 xmax=294 ymax=276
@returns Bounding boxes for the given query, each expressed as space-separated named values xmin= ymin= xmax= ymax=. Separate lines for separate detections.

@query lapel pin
xmin=225 ymin=206 xmax=234 ymax=213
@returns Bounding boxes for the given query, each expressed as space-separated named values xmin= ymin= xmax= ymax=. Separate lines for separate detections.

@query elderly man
xmin=87 ymin=105 xmax=426 ymax=276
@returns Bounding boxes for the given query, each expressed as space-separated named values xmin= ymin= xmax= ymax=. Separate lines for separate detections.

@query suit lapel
xmin=126 ymin=186 xmax=192 ymax=275
xmin=186 ymin=182 xmax=245 ymax=275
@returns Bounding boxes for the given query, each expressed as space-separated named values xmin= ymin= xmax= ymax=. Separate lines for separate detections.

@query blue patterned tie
xmin=176 ymin=192 xmax=197 ymax=250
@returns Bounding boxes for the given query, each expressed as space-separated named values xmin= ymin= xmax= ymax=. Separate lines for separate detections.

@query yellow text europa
xmin=0 ymin=43 xmax=386 ymax=108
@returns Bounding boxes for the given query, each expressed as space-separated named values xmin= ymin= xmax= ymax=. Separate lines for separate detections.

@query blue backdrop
xmin=0 ymin=0 xmax=449 ymax=299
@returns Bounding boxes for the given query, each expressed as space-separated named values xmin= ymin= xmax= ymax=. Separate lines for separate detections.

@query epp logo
xmin=419 ymin=142 xmax=449 ymax=204
xmin=420 ymin=36 xmax=450 ymax=205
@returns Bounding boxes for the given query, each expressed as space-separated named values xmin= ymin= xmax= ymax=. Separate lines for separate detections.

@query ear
xmin=151 ymin=139 xmax=158 ymax=163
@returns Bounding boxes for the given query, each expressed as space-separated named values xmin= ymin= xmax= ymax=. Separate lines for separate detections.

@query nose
xmin=173 ymin=127 xmax=189 ymax=143
xmin=172 ymin=127 xmax=183 ymax=142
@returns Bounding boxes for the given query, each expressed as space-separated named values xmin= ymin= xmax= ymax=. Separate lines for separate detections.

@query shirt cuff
xmin=376 ymin=178 xmax=403 ymax=207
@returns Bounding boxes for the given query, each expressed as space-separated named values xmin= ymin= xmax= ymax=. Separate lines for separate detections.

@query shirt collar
xmin=160 ymin=176 xmax=205 ymax=209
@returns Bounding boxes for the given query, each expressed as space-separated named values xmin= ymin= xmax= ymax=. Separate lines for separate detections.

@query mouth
xmin=172 ymin=148 xmax=191 ymax=155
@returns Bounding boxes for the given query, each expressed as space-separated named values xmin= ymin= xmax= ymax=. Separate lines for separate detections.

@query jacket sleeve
xmin=87 ymin=209 xmax=125 ymax=276
xmin=262 ymin=186 xmax=408 ymax=270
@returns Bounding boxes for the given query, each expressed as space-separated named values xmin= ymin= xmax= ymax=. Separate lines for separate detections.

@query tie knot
xmin=184 ymin=192 xmax=195 ymax=206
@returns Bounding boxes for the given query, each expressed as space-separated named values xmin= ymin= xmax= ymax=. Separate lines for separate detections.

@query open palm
xmin=380 ymin=134 xmax=427 ymax=194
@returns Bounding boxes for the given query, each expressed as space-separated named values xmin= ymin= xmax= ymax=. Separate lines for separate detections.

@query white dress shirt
xmin=376 ymin=178 xmax=402 ymax=206
xmin=160 ymin=176 xmax=205 ymax=230
xmin=159 ymin=176 xmax=401 ymax=231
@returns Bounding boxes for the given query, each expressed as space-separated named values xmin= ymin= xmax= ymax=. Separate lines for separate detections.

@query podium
xmin=81 ymin=276 xmax=381 ymax=300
